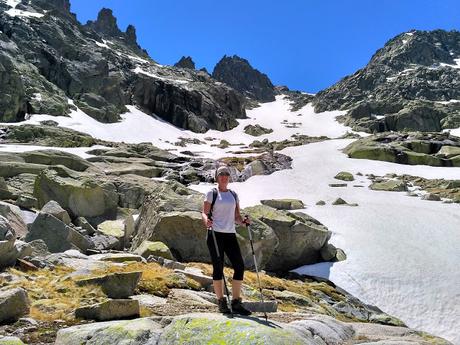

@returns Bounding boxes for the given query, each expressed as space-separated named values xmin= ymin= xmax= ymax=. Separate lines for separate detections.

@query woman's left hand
xmin=243 ymin=216 xmax=251 ymax=226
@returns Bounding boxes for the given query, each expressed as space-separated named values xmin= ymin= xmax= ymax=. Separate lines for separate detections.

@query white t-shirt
xmin=204 ymin=189 xmax=239 ymax=233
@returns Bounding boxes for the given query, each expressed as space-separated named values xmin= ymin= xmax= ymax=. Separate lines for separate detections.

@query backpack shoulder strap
xmin=209 ymin=188 xmax=218 ymax=217
xmin=228 ymin=189 xmax=238 ymax=203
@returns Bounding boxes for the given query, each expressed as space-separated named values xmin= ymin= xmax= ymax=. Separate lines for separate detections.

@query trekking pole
xmin=208 ymin=215 xmax=233 ymax=317
xmin=245 ymin=215 xmax=268 ymax=322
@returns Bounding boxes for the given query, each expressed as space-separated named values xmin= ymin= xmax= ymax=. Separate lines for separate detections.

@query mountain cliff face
xmin=313 ymin=30 xmax=460 ymax=133
xmin=212 ymin=55 xmax=276 ymax=102
xmin=1 ymin=1 xmax=459 ymax=135
xmin=0 ymin=0 xmax=246 ymax=132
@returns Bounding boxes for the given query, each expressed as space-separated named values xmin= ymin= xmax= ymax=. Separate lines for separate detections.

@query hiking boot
xmin=231 ymin=298 xmax=252 ymax=316
xmin=217 ymin=298 xmax=231 ymax=314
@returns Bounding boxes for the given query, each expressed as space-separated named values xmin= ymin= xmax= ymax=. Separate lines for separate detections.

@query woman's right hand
xmin=206 ymin=217 xmax=213 ymax=228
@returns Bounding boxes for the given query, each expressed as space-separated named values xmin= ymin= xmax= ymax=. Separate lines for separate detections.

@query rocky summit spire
xmin=212 ymin=55 xmax=275 ymax=102
xmin=85 ymin=8 xmax=122 ymax=37
xmin=174 ymin=56 xmax=196 ymax=70
xmin=85 ymin=8 xmax=140 ymax=48
xmin=125 ymin=25 xmax=138 ymax=47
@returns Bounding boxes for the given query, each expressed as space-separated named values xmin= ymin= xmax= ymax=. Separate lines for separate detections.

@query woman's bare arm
xmin=202 ymin=201 xmax=212 ymax=228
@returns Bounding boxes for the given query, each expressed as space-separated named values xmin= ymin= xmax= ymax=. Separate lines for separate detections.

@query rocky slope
xmin=0 ymin=0 xmax=246 ymax=132
xmin=314 ymin=30 xmax=460 ymax=133
xmin=213 ymin=55 xmax=276 ymax=102
xmin=0 ymin=127 xmax=455 ymax=343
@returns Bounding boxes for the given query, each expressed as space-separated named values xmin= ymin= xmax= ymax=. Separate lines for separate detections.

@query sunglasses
xmin=218 ymin=172 xmax=230 ymax=176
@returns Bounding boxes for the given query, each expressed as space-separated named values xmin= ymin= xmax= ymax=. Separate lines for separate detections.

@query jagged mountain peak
xmin=174 ymin=56 xmax=196 ymax=69
xmin=85 ymin=8 xmax=123 ymax=37
xmin=83 ymin=7 xmax=142 ymax=51
xmin=212 ymin=54 xmax=275 ymax=102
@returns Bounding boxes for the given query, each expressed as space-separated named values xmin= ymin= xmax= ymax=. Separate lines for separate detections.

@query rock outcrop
xmin=133 ymin=189 xmax=341 ymax=271
xmin=76 ymin=272 xmax=141 ymax=299
xmin=244 ymin=124 xmax=274 ymax=136
xmin=344 ymin=131 xmax=460 ymax=167
xmin=0 ymin=215 xmax=31 ymax=268
xmin=54 ymin=312 xmax=450 ymax=345
xmin=0 ymin=288 xmax=30 ymax=324
xmin=75 ymin=299 xmax=140 ymax=321
xmin=25 ymin=212 xmax=92 ymax=253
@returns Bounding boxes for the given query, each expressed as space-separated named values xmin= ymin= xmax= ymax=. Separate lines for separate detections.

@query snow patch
xmin=2 ymin=0 xmax=45 ymax=18
xmin=436 ymin=99 xmax=460 ymax=105
xmin=439 ymin=58 xmax=460 ymax=69
xmin=94 ymin=40 xmax=110 ymax=49
xmin=0 ymin=95 xmax=360 ymax=158
xmin=32 ymin=93 xmax=42 ymax=102
xmin=0 ymin=143 xmax=107 ymax=159
xmin=114 ymin=51 xmax=150 ymax=65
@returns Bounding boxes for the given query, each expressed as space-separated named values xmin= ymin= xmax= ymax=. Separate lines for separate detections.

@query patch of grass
xmin=2 ymin=262 xmax=202 ymax=323
xmin=188 ymin=262 xmax=347 ymax=312
xmin=419 ymin=331 xmax=451 ymax=345
xmin=5 ymin=266 xmax=106 ymax=322
xmin=89 ymin=262 xmax=201 ymax=297
xmin=277 ymin=301 xmax=298 ymax=312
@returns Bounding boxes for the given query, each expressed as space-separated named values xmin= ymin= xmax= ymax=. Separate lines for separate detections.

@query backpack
xmin=209 ymin=187 xmax=237 ymax=218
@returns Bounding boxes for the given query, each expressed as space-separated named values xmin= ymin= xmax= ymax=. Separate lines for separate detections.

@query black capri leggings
xmin=206 ymin=230 xmax=245 ymax=281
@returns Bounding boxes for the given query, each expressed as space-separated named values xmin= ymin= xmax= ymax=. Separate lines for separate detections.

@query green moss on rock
xmin=0 ymin=337 xmax=26 ymax=345
xmin=134 ymin=240 xmax=174 ymax=260
xmin=260 ymin=199 xmax=304 ymax=210
xmin=334 ymin=171 xmax=354 ymax=181
xmin=159 ymin=315 xmax=305 ymax=345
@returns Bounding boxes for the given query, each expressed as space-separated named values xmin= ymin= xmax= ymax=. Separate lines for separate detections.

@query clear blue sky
xmin=71 ymin=0 xmax=460 ymax=93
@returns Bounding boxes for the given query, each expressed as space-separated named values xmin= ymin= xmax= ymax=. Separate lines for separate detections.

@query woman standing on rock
xmin=202 ymin=165 xmax=252 ymax=315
